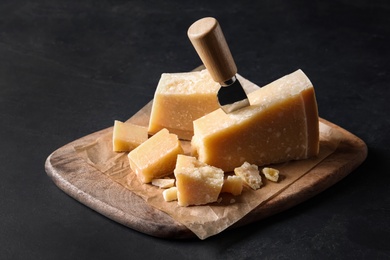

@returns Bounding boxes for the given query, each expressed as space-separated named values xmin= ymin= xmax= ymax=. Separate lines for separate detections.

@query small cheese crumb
xmin=234 ymin=162 xmax=262 ymax=190
xmin=262 ymin=167 xmax=280 ymax=182
xmin=151 ymin=178 xmax=175 ymax=189
xmin=163 ymin=187 xmax=178 ymax=202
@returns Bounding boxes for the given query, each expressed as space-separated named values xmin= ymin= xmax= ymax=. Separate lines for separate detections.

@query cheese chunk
xmin=112 ymin=120 xmax=148 ymax=152
xmin=174 ymin=155 xmax=224 ymax=206
xmin=221 ymin=175 xmax=244 ymax=196
xmin=262 ymin=167 xmax=280 ymax=182
xmin=148 ymin=69 xmax=220 ymax=140
xmin=151 ymin=178 xmax=175 ymax=189
xmin=128 ymin=128 xmax=183 ymax=183
xmin=191 ymin=69 xmax=319 ymax=172
xmin=163 ymin=187 xmax=178 ymax=202
xmin=234 ymin=162 xmax=262 ymax=190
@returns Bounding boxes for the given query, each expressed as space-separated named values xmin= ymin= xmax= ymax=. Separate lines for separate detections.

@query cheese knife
xmin=188 ymin=17 xmax=250 ymax=113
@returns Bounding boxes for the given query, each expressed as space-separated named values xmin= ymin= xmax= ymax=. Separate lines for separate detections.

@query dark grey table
xmin=1 ymin=1 xmax=389 ymax=259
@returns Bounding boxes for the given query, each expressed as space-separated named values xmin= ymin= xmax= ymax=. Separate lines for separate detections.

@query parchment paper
xmin=74 ymin=122 xmax=341 ymax=239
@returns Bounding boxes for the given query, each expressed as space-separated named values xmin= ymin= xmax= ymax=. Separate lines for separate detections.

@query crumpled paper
xmin=74 ymin=120 xmax=341 ymax=240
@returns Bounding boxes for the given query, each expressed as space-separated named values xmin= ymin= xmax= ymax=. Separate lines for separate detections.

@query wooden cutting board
xmin=45 ymin=101 xmax=367 ymax=239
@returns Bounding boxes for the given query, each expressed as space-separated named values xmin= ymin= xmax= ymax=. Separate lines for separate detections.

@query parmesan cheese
xmin=163 ymin=187 xmax=178 ymax=202
xmin=148 ymin=70 xmax=220 ymax=140
xmin=112 ymin=120 xmax=148 ymax=152
xmin=128 ymin=128 xmax=183 ymax=183
xmin=234 ymin=162 xmax=262 ymax=190
xmin=221 ymin=175 xmax=244 ymax=196
xmin=151 ymin=178 xmax=175 ymax=189
xmin=174 ymin=155 xmax=224 ymax=206
xmin=191 ymin=69 xmax=319 ymax=172
xmin=262 ymin=167 xmax=280 ymax=182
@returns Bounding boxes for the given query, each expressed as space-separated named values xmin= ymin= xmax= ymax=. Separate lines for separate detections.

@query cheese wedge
xmin=148 ymin=69 xmax=220 ymax=140
xmin=174 ymin=155 xmax=224 ymax=206
xmin=191 ymin=69 xmax=319 ymax=172
xmin=112 ymin=120 xmax=148 ymax=152
xmin=128 ymin=128 xmax=183 ymax=183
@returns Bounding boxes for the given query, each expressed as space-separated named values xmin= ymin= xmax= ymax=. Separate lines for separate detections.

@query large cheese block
xmin=128 ymin=128 xmax=183 ymax=183
xmin=174 ymin=155 xmax=224 ymax=206
xmin=191 ymin=69 xmax=319 ymax=172
xmin=148 ymin=69 xmax=220 ymax=140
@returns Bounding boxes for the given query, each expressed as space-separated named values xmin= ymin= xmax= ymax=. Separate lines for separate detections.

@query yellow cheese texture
xmin=163 ymin=187 xmax=178 ymax=202
xmin=191 ymin=69 xmax=319 ymax=172
xmin=128 ymin=128 xmax=183 ymax=183
xmin=112 ymin=120 xmax=148 ymax=152
xmin=262 ymin=167 xmax=280 ymax=182
xmin=221 ymin=175 xmax=243 ymax=196
xmin=234 ymin=162 xmax=262 ymax=190
xmin=151 ymin=178 xmax=175 ymax=189
xmin=174 ymin=155 xmax=224 ymax=206
xmin=148 ymin=69 xmax=220 ymax=140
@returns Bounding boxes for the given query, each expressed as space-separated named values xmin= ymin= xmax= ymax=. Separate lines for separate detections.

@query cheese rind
xmin=174 ymin=155 xmax=224 ymax=206
xmin=128 ymin=128 xmax=183 ymax=183
xmin=148 ymin=70 xmax=220 ymax=140
xmin=191 ymin=69 xmax=319 ymax=172
xmin=112 ymin=120 xmax=148 ymax=152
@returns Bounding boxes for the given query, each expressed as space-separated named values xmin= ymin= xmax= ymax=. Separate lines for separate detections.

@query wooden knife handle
xmin=188 ymin=17 xmax=237 ymax=84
